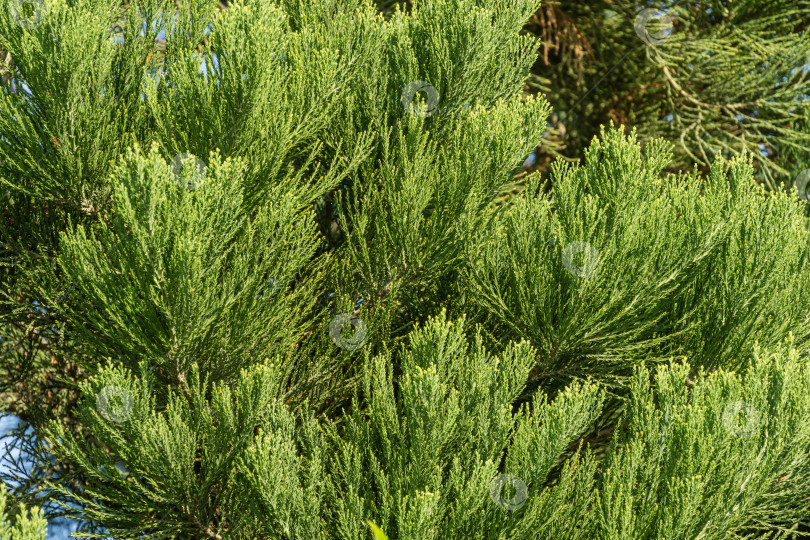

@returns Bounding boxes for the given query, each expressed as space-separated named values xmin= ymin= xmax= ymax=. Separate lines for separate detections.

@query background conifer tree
xmin=517 ymin=0 xmax=810 ymax=191
xmin=0 ymin=0 xmax=809 ymax=538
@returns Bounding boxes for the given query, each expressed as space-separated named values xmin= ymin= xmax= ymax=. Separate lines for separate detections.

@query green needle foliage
xmin=23 ymin=144 xmax=330 ymax=397
xmin=0 ymin=485 xmax=47 ymax=540
xmin=0 ymin=0 xmax=809 ymax=538
xmin=460 ymin=126 xmax=810 ymax=395
xmin=37 ymin=314 xmax=810 ymax=538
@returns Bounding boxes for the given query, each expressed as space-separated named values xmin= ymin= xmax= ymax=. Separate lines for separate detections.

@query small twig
xmin=661 ymin=65 xmax=761 ymax=113
xmin=378 ymin=260 xmax=408 ymax=300
xmin=191 ymin=516 xmax=222 ymax=539
xmin=565 ymin=422 xmax=623 ymax=454
xmin=177 ymin=371 xmax=190 ymax=397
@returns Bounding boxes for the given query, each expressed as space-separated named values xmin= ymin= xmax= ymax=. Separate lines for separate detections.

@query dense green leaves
xmin=594 ymin=340 xmax=810 ymax=539
xmin=1 ymin=0 xmax=809 ymax=537
xmin=460 ymin=126 xmax=810 ymax=393
xmin=22 ymin=145 xmax=324 ymax=392
xmin=39 ymin=314 xmax=810 ymax=538
xmin=0 ymin=485 xmax=47 ymax=540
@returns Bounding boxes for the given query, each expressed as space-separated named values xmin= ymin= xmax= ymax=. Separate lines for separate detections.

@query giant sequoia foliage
xmin=0 ymin=0 xmax=809 ymax=538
